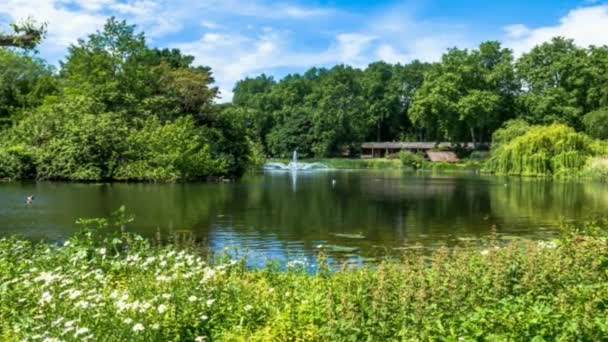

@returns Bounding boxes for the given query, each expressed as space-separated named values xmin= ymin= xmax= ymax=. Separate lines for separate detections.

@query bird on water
xmin=26 ymin=195 xmax=34 ymax=205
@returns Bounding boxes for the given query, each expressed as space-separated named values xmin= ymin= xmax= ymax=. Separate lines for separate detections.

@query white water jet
xmin=264 ymin=150 xmax=329 ymax=171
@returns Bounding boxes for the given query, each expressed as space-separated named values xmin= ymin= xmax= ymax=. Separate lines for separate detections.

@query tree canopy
xmin=3 ymin=16 xmax=608 ymax=179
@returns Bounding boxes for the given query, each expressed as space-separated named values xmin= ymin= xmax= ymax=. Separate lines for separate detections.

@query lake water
xmin=1 ymin=170 xmax=607 ymax=264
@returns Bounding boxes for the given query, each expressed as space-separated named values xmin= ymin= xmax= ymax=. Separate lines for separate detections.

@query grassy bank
xmin=1 ymin=217 xmax=608 ymax=340
xmin=267 ymin=157 xmax=481 ymax=172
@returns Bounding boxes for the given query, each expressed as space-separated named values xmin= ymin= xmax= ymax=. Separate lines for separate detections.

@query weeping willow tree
xmin=485 ymin=124 xmax=605 ymax=177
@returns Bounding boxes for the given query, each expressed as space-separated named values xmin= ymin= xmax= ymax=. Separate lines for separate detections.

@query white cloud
xmin=335 ymin=33 xmax=377 ymax=65
xmin=376 ymin=45 xmax=408 ymax=64
xmin=0 ymin=0 xmax=107 ymax=55
xmin=504 ymin=4 xmax=608 ymax=56
xmin=4 ymin=1 xmax=608 ymax=104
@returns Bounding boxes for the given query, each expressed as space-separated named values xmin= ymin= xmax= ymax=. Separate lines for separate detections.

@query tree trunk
xmin=470 ymin=126 xmax=477 ymax=149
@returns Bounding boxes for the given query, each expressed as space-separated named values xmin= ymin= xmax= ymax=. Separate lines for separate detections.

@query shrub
xmin=582 ymin=108 xmax=608 ymax=140
xmin=399 ymin=150 xmax=426 ymax=169
xmin=469 ymin=150 xmax=489 ymax=160
xmin=583 ymin=156 xmax=608 ymax=181
xmin=0 ymin=145 xmax=36 ymax=180
xmin=0 ymin=216 xmax=607 ymax=340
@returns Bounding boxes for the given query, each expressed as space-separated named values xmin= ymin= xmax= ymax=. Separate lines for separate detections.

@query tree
xmin=0 ymin=19 xmax=46 ymax=49
xmin=582 ymin=108 xmax=608 ymax=140
xmin=0 ymin=49 xmax=57 ymax=127
xmin=308 ymin=65 xmax=366 ymax=156
xmin=409 ymin=41 xmax=517 ymax=143
xmin=515 ymin=37 xmax=606 ymax=129
xmin=232 ymin=74 xmax=277 ymax=152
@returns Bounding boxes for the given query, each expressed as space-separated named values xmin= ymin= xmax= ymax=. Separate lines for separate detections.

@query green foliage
xmin=0 ymin=18 xmax=251 ymax=181
xmin=0 ymin=49 xmax=57 ymax=127
xmin=0 ymin=18 xmax=46 ymax=49
xmin=583 ymin=156 xmax=608 ymax=181
xmin=491 ymin=119 xmax=531 ymax=150
xmin=399 ymin=150 xmax=426 ymax=169
xmin=0 ymin=145 xmax=35 ymax=180
xmin=486 ymin=124 xmax=601 ymax=176
xmin=409 ymin=41 xmax=518 ymax=143
xmin=582 ymin=108 xmax=608 ymax=140
xmin=115 ymin=117 xmax=223 ymax=181
xmin=1 ymin=217 xmax=607 ymax=340
xmin=516 ymin=38 xmax=608 ymax=129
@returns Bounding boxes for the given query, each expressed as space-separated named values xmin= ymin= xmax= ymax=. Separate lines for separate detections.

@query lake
xmin=1 ymin=170 xmax=607 ymax=264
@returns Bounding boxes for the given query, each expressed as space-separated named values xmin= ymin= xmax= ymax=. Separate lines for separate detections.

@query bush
xmin=0 ymin=145 xmax=36 ymax=180
xmin=399 ymin=150 xmax=426 ymax=169
xmin=0 ymin=216 xmax=608 ymax=340
xmin=485 ymin=124 xmax=601 ymax=176
xmin=582 ymin=108 xmax=608 ymax=140
xmin=469 ymin=150 xmax=489 ymax=160
xmin=0 ymin=95 xmax=245 ymax=181
xmin=583 ymin=156 xmax=608 ymax=181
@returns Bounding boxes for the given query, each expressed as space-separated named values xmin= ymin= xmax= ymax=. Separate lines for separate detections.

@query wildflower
xmin=201 ymin=315 xmax=209 ymax=321
xmin=68 ymin=290 xmax=83 ymax=300
xmin=538 ymin=241 xmax=557 ymax=249
xmin=161 ymin=293 xmax=172 ymax=299
xmin=157 ymin=275 xmax=170 ymax=282
xmin=63 ymin=241 xmax=71 ymax=247
xmin=124 ymin=318 xmax=133 ymax=324
xmin=76 ymin=300 xmax=90 ymax=309
xmin=151 ymin=323 xmax=160 ymax=330
xmin=64 ymin=320 xmax=76 ymax=328
xmin=188 ymin=295 xmax=198 ymax=302
xmin=40 ymin=291 xmax=53 ymax=305
xmin=75 ymin=327 xmax=90 ymax=336
xmin=157 ymin=304 xmax=167 ymax=314
xmin=98 ymin=248 xmax=106 ymax=256
xmin=132 ymin=323 xmax=144 ymax=332
xmin=206 ymin=298 xmax=215 ymax=306
xmin=195 ymin=336 xmax=207 ymax=342
xmin=480 ymin=249 xmax=490 ymax=256
xmin=244 ymin=304 xmax=253 ymax=311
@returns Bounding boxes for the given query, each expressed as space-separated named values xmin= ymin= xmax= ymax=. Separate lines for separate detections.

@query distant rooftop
xmin=361 ymin=142 xmax=477 ymax=150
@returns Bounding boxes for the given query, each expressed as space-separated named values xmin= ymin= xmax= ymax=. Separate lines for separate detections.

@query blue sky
xmin=2 ymin=0 xmax=608 ymax=101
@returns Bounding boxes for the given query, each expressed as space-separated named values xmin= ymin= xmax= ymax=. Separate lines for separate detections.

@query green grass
xmin=1 ymin=214 xmax=608 ymax=340
xmin=267 ymin=157 xmax=483 ymax=172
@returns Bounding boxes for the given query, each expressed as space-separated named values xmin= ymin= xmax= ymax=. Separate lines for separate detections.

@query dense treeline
xmin=0 ymin=18 xmax=259 ymax=181
xmin=2 ymin=17 xmax=608 ymax=180
xmin=230 ymin=38 xmax=608 ymax=159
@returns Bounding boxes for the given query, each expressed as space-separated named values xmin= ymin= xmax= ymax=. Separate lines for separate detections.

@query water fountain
xmin=264 ymin=150 xmax=329 ymax=171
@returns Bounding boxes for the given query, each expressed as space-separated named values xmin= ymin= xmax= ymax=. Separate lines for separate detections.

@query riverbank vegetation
xmin=3 ymin=18 xmax=608 ymax=180
xmin=1 ymin=214 xmax=607 ymax=340
xmin=0 ymin=19 xmax=259 ymax=182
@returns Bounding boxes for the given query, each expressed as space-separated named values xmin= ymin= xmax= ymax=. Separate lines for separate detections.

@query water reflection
xmin=1 ymin=171 xmax=608 ymax=263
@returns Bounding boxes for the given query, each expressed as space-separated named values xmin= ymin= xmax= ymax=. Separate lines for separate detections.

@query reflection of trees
xmin=10 ymin=173 xmax=608 ymax=257
xmin=488 ymin=178 xmax=608 ymax=235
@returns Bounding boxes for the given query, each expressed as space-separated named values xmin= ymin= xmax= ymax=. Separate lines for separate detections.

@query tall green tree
xmin=410 ymin=41 xmax=518 ymax=144
xmin=515 ymin=37 xmax=608 ymax=129
xmin=0 ymin=50 xmax=57 ymax=127
xmin=232 ymin=74 xmax=277 ymax=151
